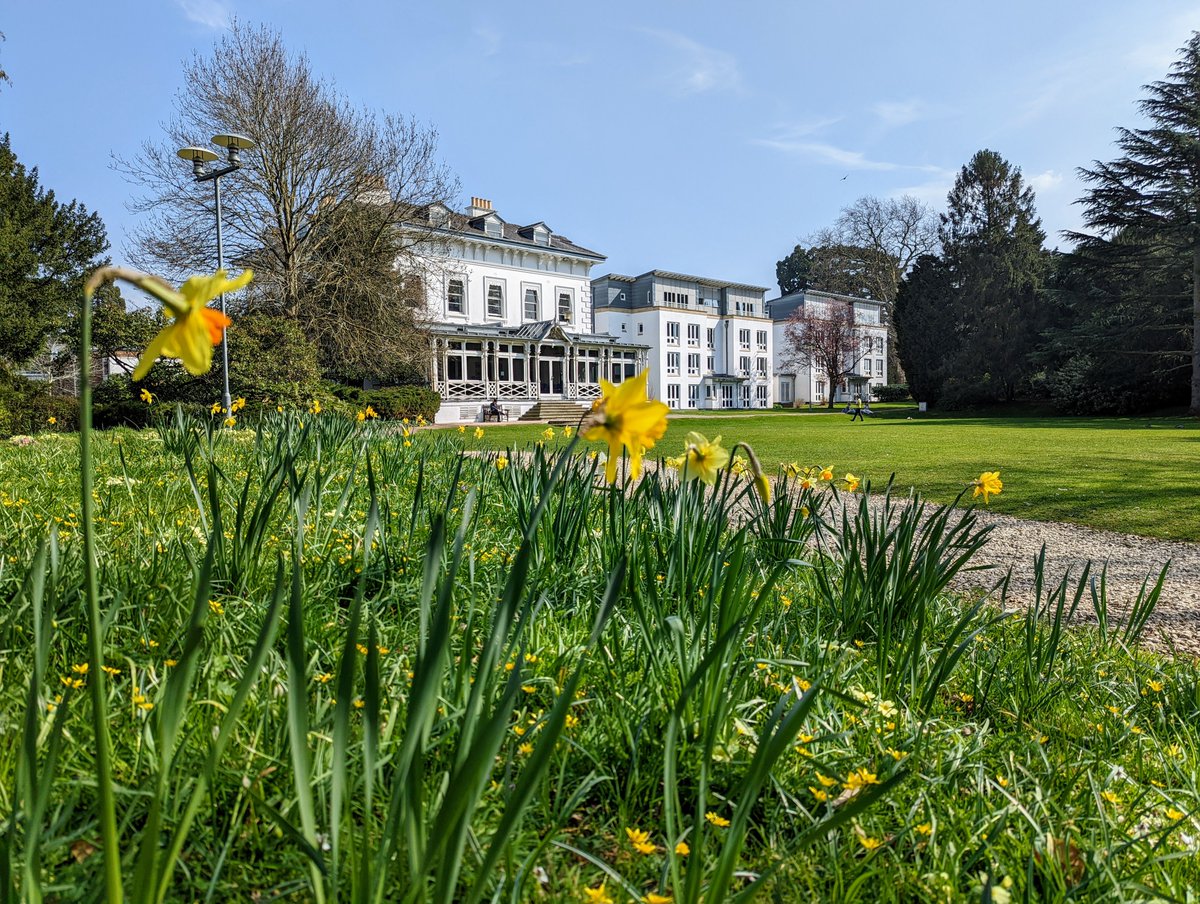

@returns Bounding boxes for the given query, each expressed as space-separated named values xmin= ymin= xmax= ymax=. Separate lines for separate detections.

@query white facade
xmin=768 ymin=290 xmax=889 ymax=407
xmin=592 ymin=271 xmax=773 ymax=411
xmin=411 ymin=198 xmax=646 ymax=423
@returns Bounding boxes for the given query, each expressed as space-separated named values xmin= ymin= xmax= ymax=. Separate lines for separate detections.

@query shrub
xmin=201 ymin=314 xmax=324 ymax=409
xmin=354 ymin=385 xmax=441 ymax=421
xmin=872 ymin=383 xmax=911 ymax=402
xmin=0 ymin=366 xmax=78 ymax=434
xmin=92 ymin=375 xmax=152 ymax=429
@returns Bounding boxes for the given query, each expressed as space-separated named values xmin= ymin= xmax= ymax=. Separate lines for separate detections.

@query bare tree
xmin=115 ymin=21 xmax=458 ymax=380
xmin=781 ymin=299 xmax=870 ymax=408
xmin=833 ymin=196 xmax=939 ymax=301
xmin=805 ymin=196 xmax=938 ymax=382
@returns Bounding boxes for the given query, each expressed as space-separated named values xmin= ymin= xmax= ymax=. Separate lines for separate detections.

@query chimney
xmin=467 ymin=196 xmax=493 ymax=218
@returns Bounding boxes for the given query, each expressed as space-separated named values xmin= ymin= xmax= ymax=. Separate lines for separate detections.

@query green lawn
xmin=474 ymin=409 xmax=1200 ymax=541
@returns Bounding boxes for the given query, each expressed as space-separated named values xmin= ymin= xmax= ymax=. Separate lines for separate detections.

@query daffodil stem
xmin=80 ymin=288 xmax=123 ymax=902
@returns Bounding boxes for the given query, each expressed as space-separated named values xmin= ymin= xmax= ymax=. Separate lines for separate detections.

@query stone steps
xmin=518 ymin=401 xmax=590 ymax=425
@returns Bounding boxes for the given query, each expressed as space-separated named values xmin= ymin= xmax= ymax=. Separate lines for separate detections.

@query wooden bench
xmin=481 ymin=405 xmax=510 ymax=422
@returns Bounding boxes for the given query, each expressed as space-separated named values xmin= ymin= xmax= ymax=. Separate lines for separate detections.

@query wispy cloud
xmin=888 ymin=174 xmax=955 ymax=206
xmin=176 ymin=0 xmax=231 ymax=29
xmin=637 ymin=28 xmax=740 ymax=94
xmin=753 ymin=130 xmax=944 ymax=175
xmin=1027 ymin=169 xmax=1064 ymax=194
xmin=871 ymin=99 xmax=929 ymax=128
xmin=474 ymin=24 xmax=502 ymax=57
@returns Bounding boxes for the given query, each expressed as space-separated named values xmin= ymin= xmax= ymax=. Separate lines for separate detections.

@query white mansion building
xmin=416 ymin=196 xmax=888 ymax=421
xmin=767 ymin=290 xmax=889 ymax=407
xmin=591 ymin=271 xmax=774 ymax=411
xmin=418 ymin=198 xmax=646 ymax=423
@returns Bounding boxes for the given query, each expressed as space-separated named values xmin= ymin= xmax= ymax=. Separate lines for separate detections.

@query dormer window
xmin=518 ymin=222 xmax=553 ymax=246
xmin=428 ymin=203 xmax=452 ymax=228
xmin=484 ymin=216 xmax=503 ymax=239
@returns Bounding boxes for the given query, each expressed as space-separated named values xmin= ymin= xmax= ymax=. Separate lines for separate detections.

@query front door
xmin=539 ymin=359 xmax=564 ymax=396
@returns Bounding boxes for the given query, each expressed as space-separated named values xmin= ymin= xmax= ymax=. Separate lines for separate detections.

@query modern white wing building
xmin=767 ymin=289 xmax=889 ymax=407
xmin=414 ymin=198 xmax=647 ymax=423
xmin=591 ymin=271 xmax=773 ymax=410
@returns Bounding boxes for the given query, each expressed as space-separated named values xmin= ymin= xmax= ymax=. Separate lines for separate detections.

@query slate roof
xmin=594 ymin=270 xmax=769 ymax=293
xmin=765 ymin=289 xmax=884 ymax=322
xmin=416 ymin=205 xmax=605 ymax=260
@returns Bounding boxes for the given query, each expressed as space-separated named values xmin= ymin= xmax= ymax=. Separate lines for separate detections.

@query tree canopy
xmin=0 ymin=133 xmax=109 ymax=365
xmin=116 ymin=21 xmax=457 ymax=384
xmin=1068 ymin=30 xmax=1200 ymax=414
xmin=894 ymin=150 xmax=1048 ymax=406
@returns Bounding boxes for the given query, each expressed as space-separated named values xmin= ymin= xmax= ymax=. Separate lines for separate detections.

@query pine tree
xmin=1072 ymin=31 xmax=1200 ymax=415
xmin=894 ymin=254 xmax=955 ymax=403
xmin=939 ymin=149 xmax=1049 ymax=402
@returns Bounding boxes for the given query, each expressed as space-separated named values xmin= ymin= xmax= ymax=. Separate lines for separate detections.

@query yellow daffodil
xmin=842 ymin=472 xmax=861 ymax=493
xmin=674 ymin=841 xmax=689 ymax=856
xmin=140 ymin=388 xmax=154 ymax=404
xmin=103 ymin=268 xmax=251 ymax=381
xmin=673 ymin=432 xmax=730 ymax=485
xmin=47 ymin=416 xmax=57 ymax=426
xmin=542 ymin=427 xmax=555 ymax=440
xmin=365 ymin=405 xmax=378 ymax=419
xmin=819 ymin=465 xmax=833 ymax=481
xmin=210 ymin=402 xmax=224 ymax=415
xmin=232 ymin=397 xmax=246 ymax=412
xmin=457 ymin=424 xmax=466 ymax=434
xmin=581 ymin=370 xmax=669 ymax=483
xmin=562 ymin=425 xmax=574 ymax=438
xmin=972 ymin=470 xmax=1003 ymax=504
xmin=496 ymin=455 xmax=509 ymax=471
xmin=474 ymin=427 xmax=485 ymax=439
xmin=310 ymin=399 xmax=322 ymax=415
xmin=224 ymin=416 xmax=236 ymax=428
xmin=356 ymin=410 xmax=367 ymax=423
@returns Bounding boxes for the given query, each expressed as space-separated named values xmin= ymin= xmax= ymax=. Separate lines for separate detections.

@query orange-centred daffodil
xmin=582 ymin=370 xmax=669 ymax=483
xmin=972 ymin=470 xmax=1003 ymax=504
xmin=83 ymin=267 xmax=252 ymax=381
xmin=673 ymin=432 xmax=730 ymax=484
xmin=133 ymin=270 xmax=250 ymax=380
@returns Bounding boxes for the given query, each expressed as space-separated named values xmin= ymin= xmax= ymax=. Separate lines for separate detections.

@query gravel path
xmin=855 ymin=496 xmax=1200 ymax=656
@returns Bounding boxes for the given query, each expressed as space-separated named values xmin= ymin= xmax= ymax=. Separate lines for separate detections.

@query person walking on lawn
xmin=850 ymin=394 xmax=865 ymax=422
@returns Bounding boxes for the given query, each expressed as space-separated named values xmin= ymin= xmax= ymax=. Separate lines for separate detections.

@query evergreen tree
xmin=0 ymin=133 xmax=109 ymax=364
xmin=775 ymin=245 xmax=812 ymax=295
xmin=938 ymin=149 xmax=1049 ymax=402
xmin=1071 ymin=31 xmax=1200 ymax=415
xmin=894 ymin=254 xmax=955 ymax=403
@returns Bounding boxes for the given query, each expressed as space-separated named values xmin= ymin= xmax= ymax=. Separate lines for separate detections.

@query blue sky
xmin=4 ymin=1 xmax=1199 ymax=295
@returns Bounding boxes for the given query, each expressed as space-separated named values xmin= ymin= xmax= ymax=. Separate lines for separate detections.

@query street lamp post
xmin=176 ymin=133 xmax=255 ymax=415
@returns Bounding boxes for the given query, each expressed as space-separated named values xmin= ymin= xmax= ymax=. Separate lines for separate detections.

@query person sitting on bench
xmin=486 ymin=399 xmax=503 ymax=421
